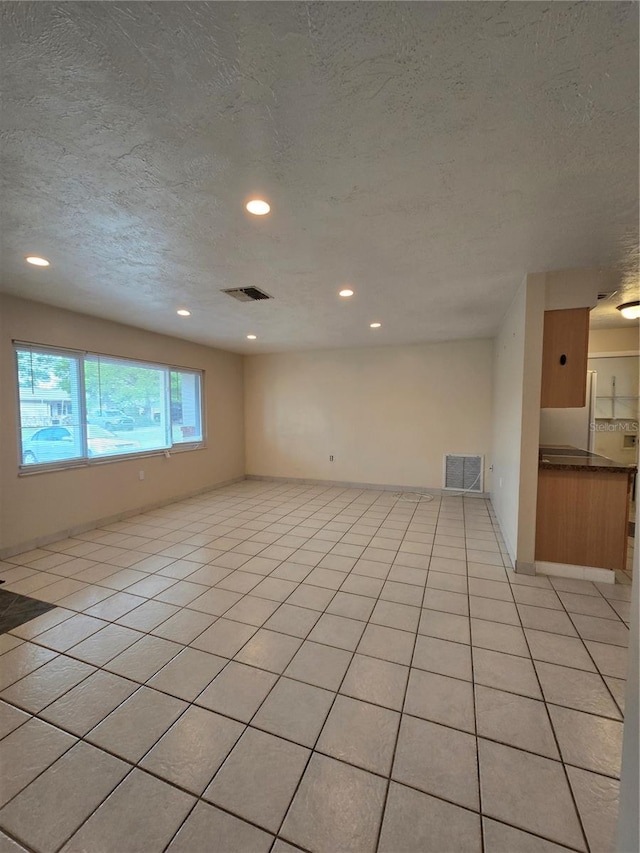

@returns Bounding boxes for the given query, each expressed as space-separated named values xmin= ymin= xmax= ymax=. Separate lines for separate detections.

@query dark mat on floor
xmin=0 ymin=587 xmax=56 ymax=634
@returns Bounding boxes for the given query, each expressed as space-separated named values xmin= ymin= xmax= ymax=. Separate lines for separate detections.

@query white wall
xmin=590 ymin=326 xmax=640 ymax=851
xmin=516 ymin=276 xmax=546 ymax=566
xmin=491 ymin=274 xmax=545 ymax=567
xmin=244 ymin=340 xmax=494 ymax=492
xmin=544 ymin=267 xmax=601 ymax=311
xmin=617 ymin=500 xmax=639 ymax=852
xmin=0 ymin=295 xmax=245 ymax=555
xmin=539 ymin=406 xmax=592 ymax=450
xmin=491 ymin=281 xmax=527 ymax=562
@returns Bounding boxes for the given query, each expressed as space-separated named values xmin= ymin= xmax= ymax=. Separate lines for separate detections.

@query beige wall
xmin=589 ymin=325 xmax=639 ymax=354
xmin=244 ymin=340 xmax=494 ymax=492
xmin=0 ymin=295 xmax=245 ymax=554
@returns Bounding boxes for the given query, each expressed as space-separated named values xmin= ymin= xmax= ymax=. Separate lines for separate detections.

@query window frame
xmin=14 ymin=341 xmax=206 ymax=475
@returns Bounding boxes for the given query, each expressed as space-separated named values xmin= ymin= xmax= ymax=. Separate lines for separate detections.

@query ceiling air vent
xmin=443 ymin=454 xmax=484 ymax=493
xmin=597 ymin=291 xmax=617 ymax=301
xmin=222 ymin=287 xmax=272 ymax=302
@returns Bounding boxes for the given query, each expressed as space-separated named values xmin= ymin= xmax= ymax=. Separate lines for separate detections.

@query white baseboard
xmin=245 ymin=474 xmax=490 ymax=499
xmin=535 ymin=560 xmax=615 ymax=584
xmin=488 ymin=496 xmax=516 ymax=567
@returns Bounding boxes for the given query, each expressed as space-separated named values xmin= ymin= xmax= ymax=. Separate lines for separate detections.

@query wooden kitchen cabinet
xmin=540 ymin=308 xmax=590 ymax=408
xmin=536 ymin=466 xmax=632 ymax=570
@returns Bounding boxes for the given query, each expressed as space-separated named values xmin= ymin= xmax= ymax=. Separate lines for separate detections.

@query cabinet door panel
xmin=540 ymin=308 xmax=590 ymax=408
xmin=535 ymin=468 xmax=630 ymax=570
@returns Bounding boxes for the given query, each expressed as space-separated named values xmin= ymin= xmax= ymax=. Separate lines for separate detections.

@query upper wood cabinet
xmin=540 ymin=308 xmax=590 ymax=408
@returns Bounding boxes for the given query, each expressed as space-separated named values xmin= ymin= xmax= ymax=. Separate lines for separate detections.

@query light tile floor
xmin=0 ymin=481 xmax=632 ymax=853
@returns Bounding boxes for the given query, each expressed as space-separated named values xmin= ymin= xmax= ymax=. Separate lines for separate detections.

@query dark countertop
xmin=539 ymin=445 xmax=637 ymax=473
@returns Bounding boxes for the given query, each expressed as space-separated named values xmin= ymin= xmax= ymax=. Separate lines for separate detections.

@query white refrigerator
xmin=539 ymin=371 xmax=597 ymax=451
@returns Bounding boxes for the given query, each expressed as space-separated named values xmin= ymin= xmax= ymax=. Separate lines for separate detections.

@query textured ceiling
xmin=1 ymin=1 xmax=638 ymax=352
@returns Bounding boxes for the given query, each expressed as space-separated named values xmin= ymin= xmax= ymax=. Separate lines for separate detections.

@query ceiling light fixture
xmin=616 ymin=301 xmax=640 ymax=320
xmin=339 ymin=289 xmax=354 ymax=297
xmin=247 ymin=334 xmax=257 ymax=340
xmin=246 ymin=199 xmax=271 ymax=216
xmin=176 ymin=309 xmax=191 ymax=317
xmin=25 ymin=255 xmax=50 ymax=267
xmin=370 ymin=322 xmax=382 ymax=328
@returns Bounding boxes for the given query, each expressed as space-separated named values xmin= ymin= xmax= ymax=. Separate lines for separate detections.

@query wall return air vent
xmin=443 ymin=454 xmax=484 ymax=493
xmin=222 ymin=287 xmax=272 ymax=302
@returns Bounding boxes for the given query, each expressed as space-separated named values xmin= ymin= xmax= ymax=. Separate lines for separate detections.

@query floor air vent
xmin=222 ymin=287 xmax=272 ymax=302
xmin=443 ymin=454 xmax=484 ymax=493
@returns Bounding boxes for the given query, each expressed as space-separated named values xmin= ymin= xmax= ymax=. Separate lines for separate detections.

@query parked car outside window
xmin=87 ymin=410 xmax=135 ymax=431
xmin=22 ymin=425 xmax=138 ymax=465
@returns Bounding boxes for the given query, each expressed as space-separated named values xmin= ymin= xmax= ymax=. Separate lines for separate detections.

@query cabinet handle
xmin=559 ymin=354 xmax=567 ymax=366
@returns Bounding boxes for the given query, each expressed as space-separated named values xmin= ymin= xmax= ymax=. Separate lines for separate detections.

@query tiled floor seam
xmin=13 ymin=632 xmax=625 ymax=772
xmin=0 ymin=698 xmax=591 ymax=853
xmin=0 ymin=826 xmax=39 ymax=853
xmin=2 ymin=485 xmax=374 ymax=570
xmin=156 ymin=490 xmax=411 ymax=850
xmin=270 ymin=500 xmax=420 ymax=850
xmin=555 ymin=593 xmax=629 ymax=718
xmin=463 ymin=499 xmax=486 ymax=853
xmin=510 ymin=575 xmax=593 ymax=853
xmin=371 ymin=494 xmax=427 ymax=853
xmin=6 ymin=568 xmax=626 ymax=694
xmin=0 ymin=485 xmax=628 ymax=853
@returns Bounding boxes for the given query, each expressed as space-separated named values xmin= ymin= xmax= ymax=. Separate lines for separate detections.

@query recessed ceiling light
xmin=176 ymin=309 xmax=191 ymax=317
xmin=246 ymin=199 xmax=270 ymax=216
xmin=247 ymin=334 xmax=257 ymax=340
xmin=370 ymin=322 xmax=382 ymax=328
xmin=617 ymin=301 xmax=640 ymax=320
xmin=339 ymin=289 xmax=354 ymax=297
xmin=25 ymin=256 xmax=50 ymax=267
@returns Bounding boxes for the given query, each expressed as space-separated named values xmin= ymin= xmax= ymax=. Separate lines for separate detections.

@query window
xmin=171 ymin=369 xmax=203 ymax=444
xmin=15 ymin=344 xmax=204 ymax=469
xmin=17 ymin=348 xmax=83 ymax=467
xmin=85 ymin=356 xmax=169 ymax=457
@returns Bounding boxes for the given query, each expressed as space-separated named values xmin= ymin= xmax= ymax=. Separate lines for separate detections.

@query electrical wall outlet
xmin=329 ymin=455 xmax=334 ymax=462
xmin=139 ymin=471 xmax=145 ymax=481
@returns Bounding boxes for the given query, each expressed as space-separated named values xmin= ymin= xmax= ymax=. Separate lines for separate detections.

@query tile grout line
xmin=1 ymin=623 xmax=626 ymax=780
xmin=0 ymin=485 xmax=629 ymax=853
xmin=3 ymin=571 xmax=627 ymax=731
xmin=0 ymin=686 xmax=590 ymax=853
xmin=553 ymin=591 xmax=629 ymax=720
xmin=0 ymin=482 xmax=386 ymax=852
xmin=2 ymin=596 xmax=619 ymax=779
xmin=269 ymin=492 xmax=408 ymax=850
xmin=372 ymin=491 xmax=435 ymax=853
xmin=157 ymin=486 xmax=413 ymax=851
xmin=507 ymin=572 xmax=593 ymax=853
xmin=463 ymin=497 xmax=486 ymax=853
